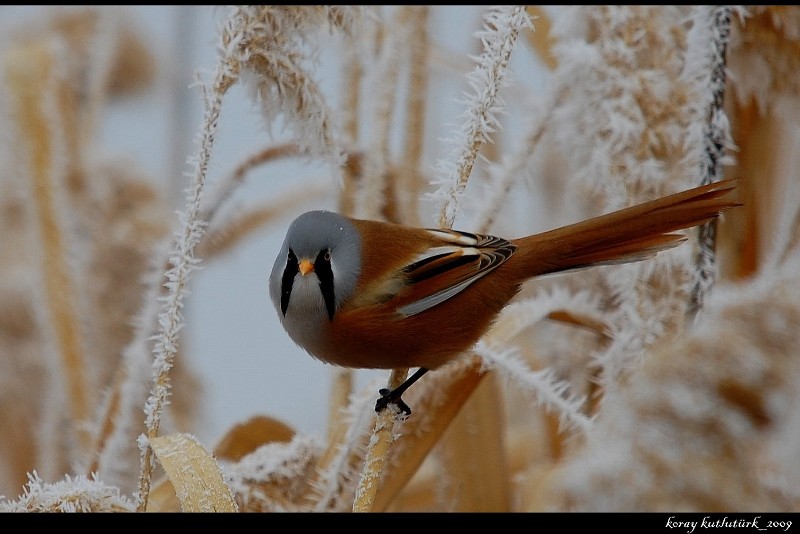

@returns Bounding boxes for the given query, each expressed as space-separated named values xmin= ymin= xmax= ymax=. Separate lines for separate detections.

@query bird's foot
xmin=375 ymin=387 xmax=412 ymax=416
xmin=374 ymin=368 xmax=430 ymax=417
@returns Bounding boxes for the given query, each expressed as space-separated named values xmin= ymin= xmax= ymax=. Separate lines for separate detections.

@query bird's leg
xmin=375 ymin=367 xmax=429 ymax=415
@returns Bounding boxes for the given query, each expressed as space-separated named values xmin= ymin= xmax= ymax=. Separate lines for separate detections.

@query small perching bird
xmin=269 ymin=179 xmax=740 ymax=414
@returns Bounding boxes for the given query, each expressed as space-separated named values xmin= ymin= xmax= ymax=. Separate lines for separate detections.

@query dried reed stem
xmin=355 ymin=2 xmax=418 ymax=477
xmin=352 ymin=369 xmax=408 ymax=512
xmin=524 ymin=6 xmax=557 ymax=70
xmin=356 ymin=7 xmax=531 ymax=512
xmin=688 ymin=6 xmax=733 ymax=319
xmin=85 ymin=371 xmax=123 ymax=476
xmin=327 ymin=369 xmax=353 ymax=443
xmin=352 ymin=413 xmax=395 ymax=512
xmin=435 ymin=6 xmax=531 ymax=229
xmin=310 ymin=388 xmax=375 ymax=511
xmin=725 ymin=98 xmax=800 ymax=280
xmin=135 ymin=68 xmax=235 ymax=512
xmin=475 ymin=88 xmax=560 ymax=234
xmin=399 ymin=5 xmax=430 ymax=226
xmin=354 ymin=8 xmax=422 ymax=500
xmin=332 ymin=33 xmax=360 ymax=435
xmin=337 ymin=35 xmax=362 ymax=217
xmin=222 ymin=6 xmax=347 ymax=167
xmin=362 ymin=6 xmax=409 ymax=221
xmin=546 ymin=310 xmax=611 ymax=339
xmin=91 ymin=237 xmax=170 ymax=494
xmin=725 ymin=6 xmax=800 ymax=276
xmin=371 ymin=358 xmax=488 ymax=511
xmin=6 ymin=41 xmax=91 ymax=452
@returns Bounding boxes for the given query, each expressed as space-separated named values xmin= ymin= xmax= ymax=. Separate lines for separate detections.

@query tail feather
xmin=564 ymin=233 xmax=687 ymax=270
xmin=512 ymin=179 xmax=741 ymax=277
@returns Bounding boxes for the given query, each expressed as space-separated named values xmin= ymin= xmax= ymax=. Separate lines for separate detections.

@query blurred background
xmin=0 ymin=5 xmax=551 ymax=450
xmin=4 ymin=5 xmax=800 ymax=512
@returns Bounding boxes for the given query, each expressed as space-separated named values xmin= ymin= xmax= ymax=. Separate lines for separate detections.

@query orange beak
xmin=298 ymin=259 xmax=315 ymax=276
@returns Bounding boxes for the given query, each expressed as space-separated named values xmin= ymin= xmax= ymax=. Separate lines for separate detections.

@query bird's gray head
xmin=269 ymin=211 xmax=361 ymax=326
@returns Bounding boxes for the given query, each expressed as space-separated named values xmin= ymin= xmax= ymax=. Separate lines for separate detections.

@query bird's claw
xmin=375 ymin=387 xmax=412 ymax=416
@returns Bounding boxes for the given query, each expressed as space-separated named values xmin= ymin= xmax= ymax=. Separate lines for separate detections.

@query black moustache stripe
xmin=315 ymin=250 xmax=336 ymax=321
xmin=281 ymin=250 xmax=299 ymax=316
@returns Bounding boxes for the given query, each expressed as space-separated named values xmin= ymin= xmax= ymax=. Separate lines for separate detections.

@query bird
xmin=269 ymin=179 xmax=740 ymax=414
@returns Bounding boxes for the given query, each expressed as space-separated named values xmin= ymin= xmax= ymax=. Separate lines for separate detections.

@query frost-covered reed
xmin=1 ymin=5 xmax=798 ymax=512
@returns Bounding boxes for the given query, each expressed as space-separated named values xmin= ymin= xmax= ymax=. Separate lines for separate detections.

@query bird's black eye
xmin=323 ymin=250 xmax=331 ymax=262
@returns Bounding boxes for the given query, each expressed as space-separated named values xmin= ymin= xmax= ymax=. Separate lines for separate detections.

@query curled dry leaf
xmin=148 ymin=433 xmax=238 ymax=513
xmin=214 ymin=415 xmax=296 ymax=462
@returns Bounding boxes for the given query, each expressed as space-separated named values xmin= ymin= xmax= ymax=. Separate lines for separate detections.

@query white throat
xmin=281 ymin=273 xmax=329 ymax=354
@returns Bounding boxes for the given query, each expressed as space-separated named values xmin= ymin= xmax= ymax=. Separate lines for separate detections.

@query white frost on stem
xmin=93 ymin=237 xmax=171 ymax=495
xmin=430 ymin=5 xmax=533 ymax=229
xmin=474 ymin=340 xmax=592 ymax=433
xmin=0 ymin=471 xmax=134 ymax=512
xmin=220 ymin=6 xmax=355 ymax=172
xmin=682 ymin=5 xmax=736 ymax=318
xmin=313 ymin=380 xmax=380 ymax=512
xmin=135 ymin=65 xmax=231 ymax=511
xmin=474 ymin=89 xmax=557 ymax=234
xmin=485 ymin=286 xmax=605 ymax=344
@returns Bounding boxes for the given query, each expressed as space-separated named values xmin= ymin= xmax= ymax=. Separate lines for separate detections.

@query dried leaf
xmin=148 ymin=433 xmax=238 ymax=512
xmin=214 ymin=416 xmax=295 ymax=462
xmin=438 ymin=376 xmax=511 ymax=512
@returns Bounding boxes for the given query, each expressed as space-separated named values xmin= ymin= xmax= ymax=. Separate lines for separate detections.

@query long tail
xmin=512 ymin=179 xmax=741 ymax=277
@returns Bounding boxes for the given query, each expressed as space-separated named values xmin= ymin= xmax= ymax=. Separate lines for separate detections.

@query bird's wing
xmin=395 ymin=229 xmax=515 ymax=317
